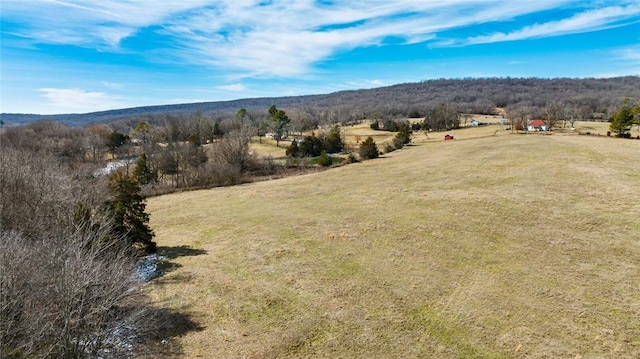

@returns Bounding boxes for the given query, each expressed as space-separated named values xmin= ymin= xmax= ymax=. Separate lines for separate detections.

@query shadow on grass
xmin=138 ymin=245 xmax=208 ymax=356
xmin=154 ymin=245 xmax=207 ymax=278
xmin=138 ymin=307 xmax=205 ymax=357
xmin=158 ymin=245 xmax=208 ymax=260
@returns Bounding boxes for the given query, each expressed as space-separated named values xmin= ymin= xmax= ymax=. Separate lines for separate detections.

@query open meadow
xmin=147 ymin=129 xmax=640 ymax=358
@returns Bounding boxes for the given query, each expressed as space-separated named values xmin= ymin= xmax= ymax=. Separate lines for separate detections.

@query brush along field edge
xmin=147 ymin=134 xmax=640 ymax=358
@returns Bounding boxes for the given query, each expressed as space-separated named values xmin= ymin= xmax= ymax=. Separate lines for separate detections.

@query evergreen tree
xmin=393 ymin=123 xmax=412 ymax=148
xmin=609 ymin=99 xmax=637 ymax=138
xmin=133 ymin=153 xmax=156 ymax=185
xmin=299 ymin=133 xmax=324 ymax=157
xmin=132 ymin=121 xmax=151 ymax=143
xmin=269 ymin=105 xmax=290 ymax=147
xmin=359 ymin=136 xmax=379 ymax=160
xmin=106 ymin=131 xmax=129 ymax=158
xmin=257 ymin=119 xmax=270 ymax=143
xmin=324 ymin=125 xmax=344 ymax=153
xmin=286 ymin=139 xmax=300 ymax=157
xmin=213 ymin=121 xmax=224 ymax=137
xmin=105 ymin=171 xmax=156 ymax=254
xmin=235 ymin=108 xmax=250 ymax=130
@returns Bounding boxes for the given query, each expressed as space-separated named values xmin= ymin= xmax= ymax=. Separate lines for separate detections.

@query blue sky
xmin=2 ymin=0 xmax=640 ymax=115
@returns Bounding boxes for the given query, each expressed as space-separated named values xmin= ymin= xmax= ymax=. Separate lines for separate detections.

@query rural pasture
xmin=249 ymin=118 xmax=632 ymax=159
xmin=147 ymin=125 xmax=640 ymax=358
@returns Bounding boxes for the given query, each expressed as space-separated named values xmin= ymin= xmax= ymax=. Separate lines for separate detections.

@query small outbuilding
xmin=444 ymin=134 xmax=454 ymax=140
xmin=528 ymin=119 xmax=547 ymax=131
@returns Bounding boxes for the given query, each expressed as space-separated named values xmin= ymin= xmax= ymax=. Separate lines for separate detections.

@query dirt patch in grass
xmin=147 ymin=133 xmax=640 ymax=358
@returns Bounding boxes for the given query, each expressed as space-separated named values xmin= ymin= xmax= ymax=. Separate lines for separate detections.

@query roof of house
xmin=529 ymin=119 xmax=546 ymax=127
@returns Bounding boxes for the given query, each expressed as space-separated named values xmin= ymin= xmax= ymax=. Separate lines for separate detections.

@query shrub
xmin=0 ymin=226 xmax=148 ymax=358
xmin=395 ymin=123 xmax=412 ymax=146
xmin=384 ymin=141 xmax=397 ymax=153
xmin=392 ymin=136 xmax=405 ymax=150
xmin=298 ymin=133 xmax=324 ymax=157
xmin=317 ymin=150 xmax=333 ymax=167
xmin=286 ymin=140 xmax=299 ymax=157
xmin=345 ymin=153 xmax=359 ymax=164
xmin=359 ymin=136 xmax=379 ymax=160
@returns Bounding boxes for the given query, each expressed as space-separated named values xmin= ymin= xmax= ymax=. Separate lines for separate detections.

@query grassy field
xmin=147 ymin=128 xmax=640 ymax=358
xmin=247 ymin=119 xmax=636 ymax=160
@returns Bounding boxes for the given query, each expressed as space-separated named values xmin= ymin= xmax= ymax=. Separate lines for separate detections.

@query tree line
xmin=2 ymin=76 xmax=639 ymax=127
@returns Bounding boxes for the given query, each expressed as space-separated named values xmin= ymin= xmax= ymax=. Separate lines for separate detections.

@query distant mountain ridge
xmin=0 ymin=96 xmax=311 ymax=127
xmin=3 ymin=76 xmax=639 ymax=126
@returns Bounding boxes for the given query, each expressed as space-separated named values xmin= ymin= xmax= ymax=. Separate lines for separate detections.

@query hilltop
xmin=2 ymin=76 xmax=640 ymax=126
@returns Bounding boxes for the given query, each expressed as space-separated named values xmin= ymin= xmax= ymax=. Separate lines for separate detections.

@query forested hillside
xmin=2 ymin=77 xmax=639 ymax=126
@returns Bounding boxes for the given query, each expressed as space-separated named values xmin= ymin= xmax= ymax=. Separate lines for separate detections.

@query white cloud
xmin=459 ymin=4 xmax=640 ymax=46
xmin=2 ymin=0 xmax=211 ymax=47
xmin=163 ymin=0 xmax=575 ymax=77
xmin=39 ymin=88 xmax=125 ymax=113
xmin=216 ymin=83 xmax=247 ymax=92
xmin=4 ymin=0 xmax=639 ymax=78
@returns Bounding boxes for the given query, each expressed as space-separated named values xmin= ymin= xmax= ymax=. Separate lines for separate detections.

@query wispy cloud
xmin=619 ymin=46 xmax=640 ymax=62
xmin=616 ymin=45 xmax=640 ymax=74
xmin=161 ymin=0 xmax=574 ymax=77
xmin=2 ymin=0 xmax=211 ymax=47
xmin=456 ymin=4 xmax=640 ymax=46
xmin=101 ymin=81 xmax=125 ymax=90
xmin=39 ymin=88 xmax=124 ymax=113
xmin=3 ymin=0 xmax=638 ymax=78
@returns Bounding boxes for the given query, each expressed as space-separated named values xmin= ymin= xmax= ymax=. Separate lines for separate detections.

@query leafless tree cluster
xmin=2 ymin=120 xmax=110 ymax=166
xmin=136 ymin=118 xmax=261 ymax=190
xmin=0 ymin=146 xmax=104 ymax=239
xmin=0 ymin=122 xmax=156 ymax=358
xmin=0 ymin=227 xmax=145 ymax=358
xmin=423 ymin=102 xmax=461 ymax=131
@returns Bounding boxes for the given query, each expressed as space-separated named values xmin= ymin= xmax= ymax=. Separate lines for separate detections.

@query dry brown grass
xmin=249 ymin=137 xmax=288 ymax=158
xmin=147 ymin=131 xmax=640 ymax=358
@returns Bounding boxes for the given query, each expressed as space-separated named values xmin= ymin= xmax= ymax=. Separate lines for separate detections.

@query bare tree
xmin=506 ymin=106 xmax=532 ymax=133
xmin=565 ymin=105 xmax=577 ymax=129
xmin=0 ymin=146 xmax=93 ymax=238
xmin=544 ymin=101 xmax=565 ymax=131
xmin=0 ymin=221 xmax=149 ymax=358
